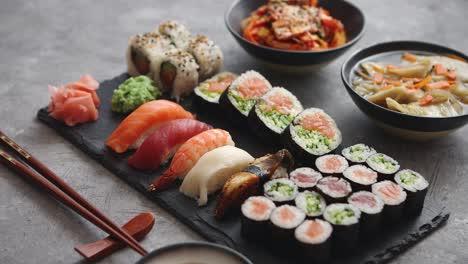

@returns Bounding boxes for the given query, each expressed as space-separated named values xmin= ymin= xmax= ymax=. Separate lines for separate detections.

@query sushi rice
xmin=158 ymin=20 xmax=192 ymax=50
xmin=342 ymin=144 xmax=377 ymax=163
xmin=227 ymin=70 xmax=272 ymax=116
xmin=253 ymin=87 xmax=303 ymax=134
xmin=186 ymin=35 xmax=223 ymax=79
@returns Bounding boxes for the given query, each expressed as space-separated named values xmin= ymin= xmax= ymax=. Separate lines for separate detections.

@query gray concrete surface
xmin=0 ymin=0 xmax=467 ymax=263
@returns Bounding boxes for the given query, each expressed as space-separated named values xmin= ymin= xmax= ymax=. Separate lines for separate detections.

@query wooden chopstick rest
xmin=75 ymin=212 xmax=155 ymax=261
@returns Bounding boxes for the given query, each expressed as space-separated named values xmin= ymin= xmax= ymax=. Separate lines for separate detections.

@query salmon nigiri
xmin=128 ymin=119 xmax=212 ymax=170
xmin=148 ymin=129 xmax=234 ymax=192
xmin=106 ymin=100 xmax=194 ymax=153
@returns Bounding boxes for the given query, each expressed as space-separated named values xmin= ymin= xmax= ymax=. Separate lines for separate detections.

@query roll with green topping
xmin=111 ymin=76 xmax=161 ymax=113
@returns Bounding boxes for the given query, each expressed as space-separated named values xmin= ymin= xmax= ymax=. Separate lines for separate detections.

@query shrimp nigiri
xmin=106 ymin=100 xmax=194 ymax=153
xmin=128 ymin=119 xmax=212 ymax=170
xmin=148 ymin=129 xmax=234 ymax=192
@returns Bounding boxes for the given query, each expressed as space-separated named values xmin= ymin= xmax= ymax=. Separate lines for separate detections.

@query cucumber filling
xmin=229 ymin=91 xmax=257 ymax=114
xmin=329 ymin=208 xmax=355 ymax=225
xmin=305 ymin=194 xmax=323 ymax=215
xmin=267 ymin=182 xmax=295 ymax=197
xmin=294 ymin=126 xmax=333 ymax=153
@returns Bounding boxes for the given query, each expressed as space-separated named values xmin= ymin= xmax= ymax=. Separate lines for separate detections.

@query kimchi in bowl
xmin=225 ymin=0 xmax=365 ymax=68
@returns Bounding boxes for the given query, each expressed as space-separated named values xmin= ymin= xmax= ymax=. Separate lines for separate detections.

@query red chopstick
xmin=0 ymin=131 xmax=148 ymax=256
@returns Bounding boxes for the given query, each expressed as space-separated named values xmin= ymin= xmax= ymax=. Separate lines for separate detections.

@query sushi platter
xmin=37 ymin=73 xmax=449 ymax=263
xmin=30 ymin=1 xmax=468 ymax=262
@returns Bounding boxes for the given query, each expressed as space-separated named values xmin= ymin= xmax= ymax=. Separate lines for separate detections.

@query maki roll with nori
xmin=366 ymin=153 xmax=400 ymax=180
xmin=264 ymin=178 xmax=298 ymax=205
xmin=186 ymin=35 xmax=223 ymax=79
xmin=343 ymin=165 xmax=378 ymax=191
xmin=269 ymin=205 xmax=306 ymax=250
xmin=395 ymin=169 xmax=429 ymax=216
xmin=248 ymin=87 xmax=303 ymax=142
xmin=315 ymin=154 xmax=349 ymax=175
xmin=323 ymin=203 xmax=361 ymax=253
xmin=241 ymin=196 xmax=276 ymax=240
xmin=294 ymin=219 xmax=333 ymax=263
xmin=126 ymin=32 xmax=173 ymax=77
xmin=285 ymin=108 xmax=342 ymax=164
xmin=372 ymin=181 xmax=407 ymax=224
xmin=289 ymin=167 xmax=323 ymax=190
xmin=158 ymin=20 xmax=191 ymax=50
xmin=295 ymin=191 xmax=327 ymax=218
xmin=316 ymin=176 xmax=352 ymax=204
xmin=348 ymin=191 xmax=384 ymax=238
xmin=156 ymin=49 xmax=199 ymax=101
xmin=220 ymin=70 xmax=272 ymax=123
xmin=342 ymin=144 xmax=377 ymax=164
xmin=193 ymin=72 xmax=237 ymax=112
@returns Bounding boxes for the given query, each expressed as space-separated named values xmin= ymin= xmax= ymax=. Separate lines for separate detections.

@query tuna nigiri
xmin=128 ymin=119 xmax=212 ymax=170
xmin=148 ymin=129 xmax=234 ymax=192
xmin=179 ymin=146 xmax=254 ymax=206
xmin=106 ymin=100 xmax=194 ymax=153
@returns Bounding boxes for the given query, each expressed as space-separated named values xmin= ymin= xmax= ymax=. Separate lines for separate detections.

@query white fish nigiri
xmin=180 ymin=146 xmax=254 ymax=206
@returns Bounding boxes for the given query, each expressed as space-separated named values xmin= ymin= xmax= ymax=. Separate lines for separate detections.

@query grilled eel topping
xmin=215 ymin=149 xmax=294 ymax=219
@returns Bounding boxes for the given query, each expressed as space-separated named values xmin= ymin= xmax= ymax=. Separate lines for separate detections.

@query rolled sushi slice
xmin=315 ymin=154 xmax=349 ymax=175
xmin=343 ymin=165 xmax=378 ymax=191
xmin=219 ymin=70 xmax=272 ymax=123
xmin=289 ymin=167 xmax=323 ymax=190
xmin=158 ymin=20 xmax=191 ymax=50
xmin=264 ymin=178 xmax=299 ymax=205
xmin=248 ymin=87 xmax=303 ymax=142
xmin=126 ymin=32 xmax=174 ymax=77
xmin=366 ymin=153 xmax=400 ymax=179
xmin=347 ymin=191 xmax=384 ymax=238
xmin=269 ymin=205 xmax=306 ymax=250
xmin=294 ymin=219 xmax=333 ymax=263
xmin=193 ymin=72 xmax=237 ymax=112
xmin=342 ymin=144 xmax=377 ymax=164
xmin=285 ymin=108 xmax=342 ymax=164
xmin=316 ymin=176 xmax=352 ymax=204
xmin=241 ymin=196 xmax=276 ymax=240
xmin=186 ymin=35 xmax=223 ymax=80
xmin=372 ymin=180 xmax=407 ymax=224
xmin=323 ymin=203 xmax=361 ymax=253
xmin=395 ymin=169 xmax=429 ymax=216
xmin=156 ymin=49 xmax=199 ymax=101
xmin=295 ymin=191 xmax=327 ymax=218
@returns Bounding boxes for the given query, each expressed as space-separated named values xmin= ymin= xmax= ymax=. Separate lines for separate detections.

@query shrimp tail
xmin=147 ymin=170 xmax=177 ymax=192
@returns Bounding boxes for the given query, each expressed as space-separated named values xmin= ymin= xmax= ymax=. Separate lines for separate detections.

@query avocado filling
xmin=259 ymin=104 xmax=295 ymax=131
xmin=267 ymin=182 xmax=295 ymax=197
xmin=329 ymin=208 xmax=355 ymax=225
xmin=294 ymin=126 xmax=333 ymax=154
xmin=369 ymin=154 xmax=397 ymax=172
xmin=305 ymin=193 xmax=323 ymax=215
xmin=228 ymin=90 xmax=257 ymax=115
xmin=160 ymin=62 xmax=177 ymax=90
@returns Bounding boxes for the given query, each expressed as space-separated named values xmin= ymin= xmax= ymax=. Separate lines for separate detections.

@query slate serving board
xmin=37 ymin=73 xmax=449 ymax=264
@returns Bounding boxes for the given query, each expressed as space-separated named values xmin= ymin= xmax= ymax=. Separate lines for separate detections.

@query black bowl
xmin=225 ymin=0 xmax=365 ymax=70
xmin=136 ymin=242 xmax=253 ymax=264
xmin=341 ymin=41 xmax=468 ymax=140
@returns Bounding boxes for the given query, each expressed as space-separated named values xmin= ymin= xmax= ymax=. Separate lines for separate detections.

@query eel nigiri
xmin=106 ymin=100 xmax=194 ymax=153
xmin=215 ymin=149 xmax=294 ymax=219
xmin=179 ymin=146 xmax=254 ymax=206
xmin=128 ymin=119 xmax=212 ymax=170
xmin=148 ymin=129 xmax=234 ymax=192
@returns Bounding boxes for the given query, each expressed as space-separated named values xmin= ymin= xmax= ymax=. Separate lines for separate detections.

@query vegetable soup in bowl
xmin=225 ymin=0 xmax=365 ymax=72
xmin=341 ymin=41 xmax=468 ymax=140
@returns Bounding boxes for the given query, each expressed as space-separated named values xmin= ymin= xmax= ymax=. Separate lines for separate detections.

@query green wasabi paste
xmin=111 ymin=76 xmax=161 ymax=113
